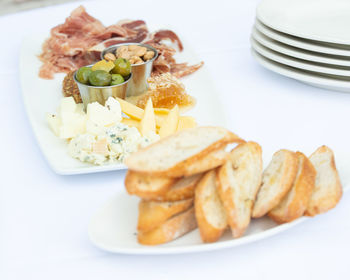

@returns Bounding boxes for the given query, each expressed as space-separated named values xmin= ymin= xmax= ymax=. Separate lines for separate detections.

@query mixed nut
xmin=104 ymin=44 xmax=156 ymax=65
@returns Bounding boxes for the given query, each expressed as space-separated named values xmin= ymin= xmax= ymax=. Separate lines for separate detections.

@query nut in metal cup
xmin=73 ymin=65 xmax=132 ymax=110
xmin=101 ymin=43 xmax=158 ymax=97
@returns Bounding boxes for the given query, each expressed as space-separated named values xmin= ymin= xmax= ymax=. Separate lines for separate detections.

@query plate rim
xmin=251 ymin=37 xmax=350 ymax=77
xmin=88 ymin=185 xmax=349 ymax=255
xmin=257 ymin=0 xmax=350 ymax=45
xmin=87 ymin=193 xmax=307 ymax=255
xmin=255 ymin=20 xmax=350 ymax=57
xmin=252 ymin=27 xmax=350 ymax=67
xmin=251 ymin=47 xmax=350 ymax=92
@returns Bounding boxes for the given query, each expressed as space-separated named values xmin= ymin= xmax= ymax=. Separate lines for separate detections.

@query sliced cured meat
xmin=39 ymin=5 xmax=203 ymax=79
xmin=147 ymin=30 xmax=183 ymax=51
xmin=171 ymin=62 xmax=205 ymax=78
xmin=39 ymin=6 xmax=107 ymax=78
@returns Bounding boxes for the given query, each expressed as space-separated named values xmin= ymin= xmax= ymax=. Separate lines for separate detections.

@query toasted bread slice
xmin=127 ymin=173 xmax=202 ymax=201
xmin=125 ymin=126 xmax=244 ymax=177
xmin=125 ymin=171 xmax=176 ymax=197
xmin=138 ymin=198 xmax=193 ymax=232
xmin=150 ymin=173 xmax=203 ymax=202
xmin=269 ymin=152 xmax=316 ymax=223
xmin=195 ymin=170 xmax=227 ymax=242
xmin=178 ymin=147 xmax=228 ymax=177
xmin=137 ymin=207 xmax=197 ymax=245
xmin=305 ymin=146 xmax=342 ymax=216
xmin=217 ymin=142 xmax=263 ymax=237
xmin=252 ymin=149 xmax=298 ymax=218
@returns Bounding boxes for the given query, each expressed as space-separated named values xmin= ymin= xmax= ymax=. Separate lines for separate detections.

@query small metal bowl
xmin=73 ymin=65 xmax=132 ymax=110
xmin=101 ymin=43 xmax=158 ymax=97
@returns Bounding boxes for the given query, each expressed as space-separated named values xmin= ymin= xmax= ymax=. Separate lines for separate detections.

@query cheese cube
xmin=46 ymin=113 xmax=61 ymax=136
xmin=105 ymin=97 xmax=122 ymax=122
xmin=59 ymin=97 xmax=76 ymax=114
xmin=59 ymin=113 xmax=86 ymax=139
xmin=75 ymin=103 xmax=85 ymax=115
xmin=87 ymin=102 xmax=116 ymax=127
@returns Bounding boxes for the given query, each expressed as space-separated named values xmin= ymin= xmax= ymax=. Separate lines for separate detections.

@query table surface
xmin=1 ymin=0 xmax=350 ymax=279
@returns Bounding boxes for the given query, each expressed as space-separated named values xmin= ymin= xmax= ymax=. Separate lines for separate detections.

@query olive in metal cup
xmin=73 ymin=64 xmax=132 ymax=110
xmin=101 ymin=43 xmax=158 ymax=97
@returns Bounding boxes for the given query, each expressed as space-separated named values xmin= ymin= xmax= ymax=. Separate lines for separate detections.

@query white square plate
xmin=20 ymin=32 xmax=227 ymax=175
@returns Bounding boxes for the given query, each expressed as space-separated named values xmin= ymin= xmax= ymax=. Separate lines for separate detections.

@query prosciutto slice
xmin=39 ymin=6 xmax=203 ymax=79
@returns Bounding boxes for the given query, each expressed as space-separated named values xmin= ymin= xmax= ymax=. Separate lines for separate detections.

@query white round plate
xmin=251 ymin=38 xmax=350 ymax=77
xmin=88 ymin=192 xmax=307 ymax=255
xmin=252 ymin=27 xmax=350 ymax=67
xmin=257 ymin=0 xmax=350 ymax=45
xmin=89 ymin=185 xmax=349 ymax=255
xmin=255 ymin=20 xmax=350 ymax=57
xmin=251 ymin=48 xmax=350 ymax=93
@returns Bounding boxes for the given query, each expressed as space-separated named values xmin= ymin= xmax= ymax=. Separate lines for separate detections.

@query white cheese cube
xmin=59 ymin=125 xmax=77 ymax=139
xmin=87 ymin=102 xmax=116 ymax=127
xmin=60 ymin=111 xmax=76 ymax=125
xmin=75 ymin=103 xmax=85 ymax=115
xmin=59 ymin=97 xmax=76 ymax=114
xmin=59 ymin=113 xmax=87 ymax=139
xmin=46 ymin=113 xmax=61 ymax=136
xmin=105 ymin=97 xmax=122 ymax=122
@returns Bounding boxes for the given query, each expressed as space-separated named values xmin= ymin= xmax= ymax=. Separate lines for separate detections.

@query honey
xmin=136 ymin=73 xmax=195 ymax=110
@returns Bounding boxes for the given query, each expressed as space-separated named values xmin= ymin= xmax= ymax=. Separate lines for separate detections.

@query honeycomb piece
xmin=136 ymin=73 xmax=195 ymax=110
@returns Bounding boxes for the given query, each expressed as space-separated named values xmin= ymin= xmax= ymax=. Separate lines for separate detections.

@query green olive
xmin=76 ymin=67 xmax=92 ymax=84
xmin=112 ymin=58 xmax=131 ymax=77
xmin=88 ymin=70 xmax=112 ymax=86
xmin=111 ymin=74 xmax=125 ymax=85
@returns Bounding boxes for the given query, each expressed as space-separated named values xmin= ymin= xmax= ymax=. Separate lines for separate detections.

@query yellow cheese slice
xmin=140 ymin=99 xmax=156 ymax=136
xmin=177 ymin=116 xmax=197 ymax=132
xmin=116 ymin=98 xmax=162 ymax=127
xmin=116 ymin=97 xmax=144 ymax=120
xmin=121 ymin=118 xmax=140 ymax=130
xmin=154 ymin=108 xmax=170 ymax=115
xmin=159 ymin=105 xmax=179 ymax=138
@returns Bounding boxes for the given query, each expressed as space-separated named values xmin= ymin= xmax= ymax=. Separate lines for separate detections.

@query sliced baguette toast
xmin=305 ymin=146 xmax=342 ymax=216
xmin=217 ymin=142 xmax=263 ymax=238
xmin=137 ymin=207 xmax=197 ymax=245
xmin=138 ymin=198 xmax=194 ymax=232
xmin=178 ymin=147 xmax=228 ymax=177
xmin=125 ymin=171 xmax=176 ymax=197
xmin=125 ymin=126 xmax=244 ymax=177
xmin=268 ymin=152 xmax=316 ymax=223
xmin=195 ymin=170 xmax=227 ymax=242
xmin=149 ymin=173 xmax=203 ymax=202
xmin=252 ymin=149 xmax=298 ymax=218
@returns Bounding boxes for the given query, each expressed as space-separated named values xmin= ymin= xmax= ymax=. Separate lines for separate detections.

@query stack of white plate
xmin=251 ymin=0 xmax=350 ymax=92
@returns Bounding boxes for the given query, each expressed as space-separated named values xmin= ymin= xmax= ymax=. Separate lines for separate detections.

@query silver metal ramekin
xmin=101 ymin=43 xmax=158 ymax=97
xmin=73 ymin=65 xmax=132 ymax=110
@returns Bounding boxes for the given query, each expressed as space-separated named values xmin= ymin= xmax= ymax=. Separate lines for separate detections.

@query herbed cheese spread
xmin=68 ymin=124 xmax=158 ymax=165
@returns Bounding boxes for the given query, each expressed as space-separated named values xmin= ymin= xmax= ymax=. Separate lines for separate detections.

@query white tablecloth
xmin=1 ymin=0 xmax=350 ymax=279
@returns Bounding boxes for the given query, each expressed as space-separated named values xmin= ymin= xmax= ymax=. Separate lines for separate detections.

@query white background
xmin=1 ymin=0 xmax=350 ymax=279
